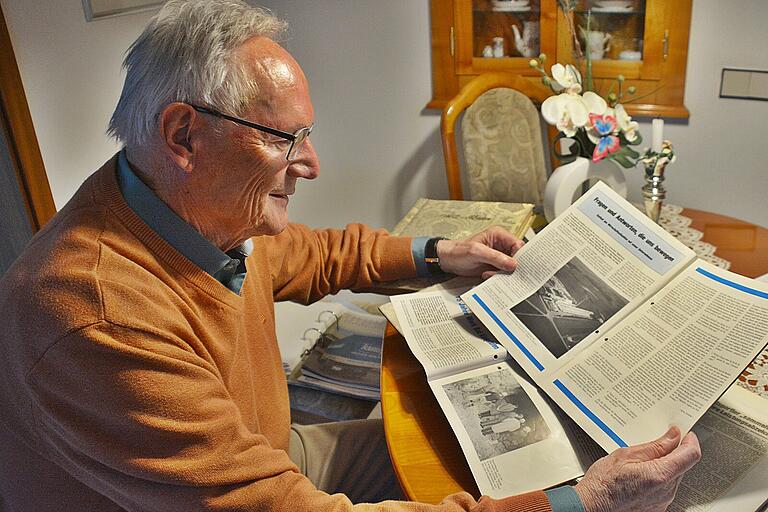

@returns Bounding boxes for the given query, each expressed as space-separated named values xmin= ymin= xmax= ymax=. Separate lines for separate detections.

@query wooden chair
xmin=440 ymin=73 xmax=556 ymax=204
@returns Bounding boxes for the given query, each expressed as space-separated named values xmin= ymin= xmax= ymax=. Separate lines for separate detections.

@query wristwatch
xmin=424 ymin=237 xmax=448 ymax=276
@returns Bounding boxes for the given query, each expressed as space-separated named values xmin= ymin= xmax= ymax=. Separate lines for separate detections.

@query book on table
xmin=386 ymin=198 xmax=535 ymax=291
xmin=387 ymin=182 xmax=768 ymax=509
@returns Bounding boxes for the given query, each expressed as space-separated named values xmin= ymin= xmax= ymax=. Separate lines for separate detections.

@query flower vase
xmin=543 ymin=157 xmax=627 ymax=223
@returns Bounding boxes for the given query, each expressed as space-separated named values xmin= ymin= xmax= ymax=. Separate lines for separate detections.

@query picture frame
xmin=82 ymin=0 xmax=164 ymax=21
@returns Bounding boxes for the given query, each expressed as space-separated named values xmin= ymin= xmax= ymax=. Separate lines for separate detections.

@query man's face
xmin=195 ymin=37 xmax=319 ymax=242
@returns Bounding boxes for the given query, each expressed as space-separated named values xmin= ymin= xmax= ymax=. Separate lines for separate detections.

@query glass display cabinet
xmin=454 ymin=0 xmax=557 ymax=74
xmin=428 ymin=0 xmax=692 ymax=117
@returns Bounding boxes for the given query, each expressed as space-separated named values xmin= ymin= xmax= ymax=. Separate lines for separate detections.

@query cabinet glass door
xmin=557 ymin=0 xmax=664 ymax=81
xmin=575 ymin=0 xmax=646 ymax=62
xmin=454 ymin=0 xmax=557 ymax=75
xmin=473 ymin=0 xmax=541 ymax=59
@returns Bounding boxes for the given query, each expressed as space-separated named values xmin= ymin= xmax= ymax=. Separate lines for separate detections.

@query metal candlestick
xmin=642 ymin=170 xmax=666 ymax=223
xmin=639 ymin=141 xmax=675 ymax=224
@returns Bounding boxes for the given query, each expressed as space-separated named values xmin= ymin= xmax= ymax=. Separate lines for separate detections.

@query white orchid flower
xmin=583 ymin=91 xmax=608 ymax=116
xmin=614 ymin=103 xmax=639 ymax=142
xmin=550 ymin=63 xmax=582 ymax=94
xmin=542 ymin=93 xmax=588 ymax=137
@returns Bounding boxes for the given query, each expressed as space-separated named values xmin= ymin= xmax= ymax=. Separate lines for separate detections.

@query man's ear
xmin=159 ymin=103 xmax=201 ymax=173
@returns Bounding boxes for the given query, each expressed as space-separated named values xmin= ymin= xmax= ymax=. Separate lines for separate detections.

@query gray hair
xmin=108 ymin=0 xmax=286 ymax=148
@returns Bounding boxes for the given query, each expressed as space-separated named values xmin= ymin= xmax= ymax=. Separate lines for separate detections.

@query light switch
xmin=720 ymin=68 xmax=768 ymax=101
xmin=720 ymin=69 xmax=751 ymax=97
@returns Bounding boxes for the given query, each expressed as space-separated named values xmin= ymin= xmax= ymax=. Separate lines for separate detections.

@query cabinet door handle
xmin=663 ymin=29 xmax=669 ymax=61
xmin=450 ymin=26 xmax=455 ymax=57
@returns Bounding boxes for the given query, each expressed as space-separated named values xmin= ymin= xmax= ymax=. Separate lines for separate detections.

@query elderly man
xmin=0 ymin=1 xmax=700 ymax=511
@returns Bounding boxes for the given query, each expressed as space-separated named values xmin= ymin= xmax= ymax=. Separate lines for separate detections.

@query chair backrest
xmin=440 ymin=73 xmax=554 ymax=204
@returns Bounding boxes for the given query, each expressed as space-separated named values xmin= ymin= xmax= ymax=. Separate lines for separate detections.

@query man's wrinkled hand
xmin=574 ymin=427 xmax=701 ymax=512
xmin=436 ymin=227 xmax=525 ymax=279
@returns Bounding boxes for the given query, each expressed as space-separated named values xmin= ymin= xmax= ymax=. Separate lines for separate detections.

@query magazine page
xmin=462 ymin=181 xmax=696 ymax=380
xmin=542 ymin=261 xmax=768 ymax=452
xmin=390 ymin=285 xmax=509 ymax=380
xmin=429 ymin=362 xmax=603 ymax=498
xmin=380 ymin=277 xmax=480 ymax=334
xmin=670 ymin=385 xmax=768 ymax=512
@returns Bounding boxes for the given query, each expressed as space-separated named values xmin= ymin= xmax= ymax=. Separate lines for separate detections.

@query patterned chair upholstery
xmin=441 ymin=73 xmax=554 ymax=206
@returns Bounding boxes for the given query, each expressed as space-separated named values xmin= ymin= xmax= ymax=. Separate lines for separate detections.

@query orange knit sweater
xmin=0 ymin=156 xmax=552 ymax=512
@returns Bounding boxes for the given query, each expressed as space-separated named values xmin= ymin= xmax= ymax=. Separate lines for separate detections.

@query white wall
xmin=1 ymin=0 xmax=154 ymax=208
xmin=2 ymin=0 xmax=766 ymax=230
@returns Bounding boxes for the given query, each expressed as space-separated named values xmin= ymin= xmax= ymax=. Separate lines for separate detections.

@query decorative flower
xmin=614 ymin=104 xmax=639 ymax=143
xmin=550 ymin=63 xmax=582 ymax=94
xmin=530 ymin=55 xmax=644 ymax=169
xmin=587 ymin=114 xmax=621 ymax=162
xmin=582 ymin=91 xmax=607 ymax=116
xmin=639 ymin=140 xmax=676 ymax=177
xmin=541 ymin=93 xmax=588 ymax=137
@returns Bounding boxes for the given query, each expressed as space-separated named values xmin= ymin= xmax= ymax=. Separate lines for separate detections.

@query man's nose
xmin=287 ymin=140 xmax=319 ymax=180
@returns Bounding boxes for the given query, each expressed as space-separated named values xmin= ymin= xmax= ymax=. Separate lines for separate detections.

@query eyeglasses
xmin=187 ymin=104 xmax=313 ymax=161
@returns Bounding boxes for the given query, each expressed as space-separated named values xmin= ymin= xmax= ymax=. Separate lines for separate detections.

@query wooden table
xmin=381 ymin=209 xmax=768 ymax=503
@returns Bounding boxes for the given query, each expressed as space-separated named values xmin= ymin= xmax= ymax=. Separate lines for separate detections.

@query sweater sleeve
xmin=26 ymin=323 xmax=552 ymax=512
xmin=266 ymin=223 xmax=418 ymax=304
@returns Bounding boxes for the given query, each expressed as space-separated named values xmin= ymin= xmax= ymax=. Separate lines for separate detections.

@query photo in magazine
xmin=441 ymin=369 xmax=550 ymax=461
xmin=510 ymin=256 xmax=628 ymax=358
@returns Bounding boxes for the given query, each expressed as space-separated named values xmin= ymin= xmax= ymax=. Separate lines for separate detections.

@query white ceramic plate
xmin=594 ymin=0 xmax=633 ymax=7
xmin=492 ymin=5 xmax=533 ymax=12
xmin=592 ymin=5 xmax=633 ymax=13
xmin=492 ymin=1 xmax=531 ymax=11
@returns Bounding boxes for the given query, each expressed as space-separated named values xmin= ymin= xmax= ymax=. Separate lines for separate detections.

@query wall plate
xmin=720 ymin=68 xmax=768 ymax=102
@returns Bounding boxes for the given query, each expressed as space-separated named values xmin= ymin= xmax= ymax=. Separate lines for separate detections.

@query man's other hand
xmin=436 ymin=227 xmax=524 ymax=279
xmin=574 ymin=427 xmax=701 ymax=512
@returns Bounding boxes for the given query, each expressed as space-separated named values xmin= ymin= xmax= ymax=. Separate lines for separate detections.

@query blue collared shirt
xmin=545 ymin=485 xmax=585 ymax=512
xmin=117 ymin=150 xmax=251 ymax=294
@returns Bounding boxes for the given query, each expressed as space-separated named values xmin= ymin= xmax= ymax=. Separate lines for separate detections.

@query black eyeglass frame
xmin=187 ymin=103 xmax=313 ymax=161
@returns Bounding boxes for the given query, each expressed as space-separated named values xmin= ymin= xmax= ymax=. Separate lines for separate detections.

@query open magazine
xmin=461 ymin=181 xmax=768 ymax=454
xmin=389 ymin=283 xmax=604 ymax=498
xmin=388 ymin=280 xmax=768 ymax=507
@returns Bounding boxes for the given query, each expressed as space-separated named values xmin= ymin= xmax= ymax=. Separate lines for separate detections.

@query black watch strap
xmin=424 ymin=237 xmax=448 ymax=276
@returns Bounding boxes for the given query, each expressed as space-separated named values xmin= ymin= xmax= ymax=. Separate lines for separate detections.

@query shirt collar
xmin=116 ymin=150 xmax=251 ymax=293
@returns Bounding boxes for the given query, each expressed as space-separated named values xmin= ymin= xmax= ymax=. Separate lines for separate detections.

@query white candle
xmin=651 ymin=118 xmax=664 ymax=152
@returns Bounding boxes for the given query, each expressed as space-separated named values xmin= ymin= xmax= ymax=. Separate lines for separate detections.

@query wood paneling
xmin=0 ymin=5 xmax=55 ymax=231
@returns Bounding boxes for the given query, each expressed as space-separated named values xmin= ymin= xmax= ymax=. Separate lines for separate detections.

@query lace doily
xmin=738 ymin=350 xmax=768 ymax=399
xmin=657 ymin=203 xmax=731 ymax=270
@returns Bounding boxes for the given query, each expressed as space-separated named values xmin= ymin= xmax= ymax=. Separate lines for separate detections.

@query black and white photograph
xmin=442 ymin=367 xmax=550 ymax=461
xmin=511 ymin=256 xmax=628 ymax=358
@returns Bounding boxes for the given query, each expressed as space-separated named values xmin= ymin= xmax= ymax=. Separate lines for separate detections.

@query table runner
xmin=658 ymin=204 xmax=731 ymax=270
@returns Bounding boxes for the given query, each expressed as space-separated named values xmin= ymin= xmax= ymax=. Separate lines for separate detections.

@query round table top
xmin=381 ymin=208 xmax=768 ymax=504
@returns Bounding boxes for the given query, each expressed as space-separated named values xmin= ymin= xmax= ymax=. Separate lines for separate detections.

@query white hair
xmin=108 ymin=0 xmax=286 ymax=148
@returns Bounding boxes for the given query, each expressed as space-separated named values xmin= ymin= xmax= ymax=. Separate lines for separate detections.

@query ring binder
xmin=317 ymin=310 xmax=339 ymax=327
xmin=287 ymin=305 xmax=386 ymax=401
xmin=301 ymin=327 xmax=324 ymax=340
